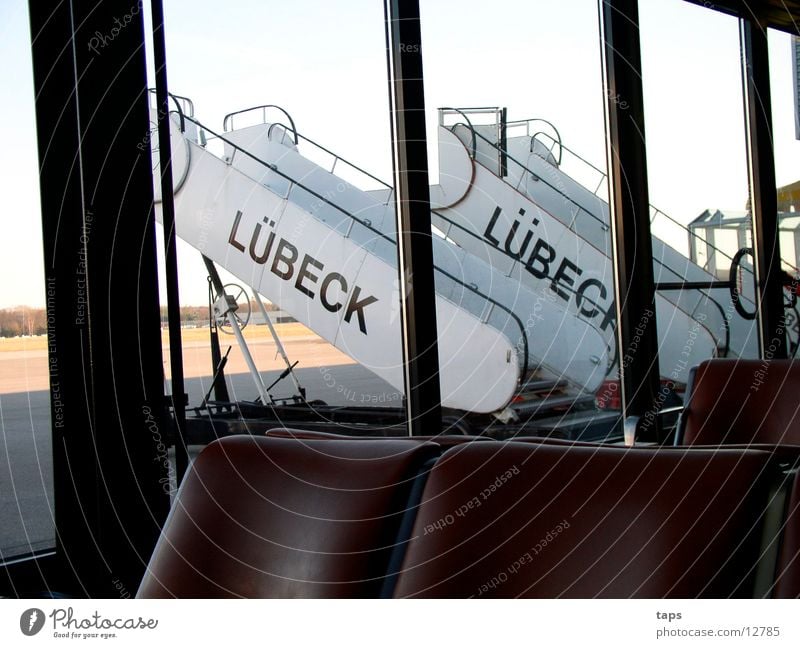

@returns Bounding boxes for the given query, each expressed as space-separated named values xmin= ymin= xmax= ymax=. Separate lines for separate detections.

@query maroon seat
xmin=774 ymin=470 xmax=800 ymax=598
xmin=266 ymin=427 xmax=495 ymax=448
xmin=512 ymin=436 xmax=621 ymax=447
xmin=137 ymin=435 xmax=437 ymax=598
xmin=391 ymin=442 xmax=775 ymax=598
xmin=679 ymin=359 xmax=800 ymax=446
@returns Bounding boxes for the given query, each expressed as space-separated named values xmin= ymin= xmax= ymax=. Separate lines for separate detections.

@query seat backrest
xmin=774 ymin=470 xmax=800 ymax=598
xmin=137 ymin=435 xmax=437 ymax=598
xmin=266 ymin=427 xmax=495 ymax=448
xmin=391 ymin=442 xmax=775 ymax=598
xmin=680 ymin=359 xmax=800 ymax=446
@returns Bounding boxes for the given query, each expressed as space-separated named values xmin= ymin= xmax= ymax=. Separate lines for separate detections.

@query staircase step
xmin=510 ymin=393 xmax=596 ymax=417
xmin=520 ymin=378 xmax=568 ymax=394
xmin=521 ymin=410 xmax=623 ymax=441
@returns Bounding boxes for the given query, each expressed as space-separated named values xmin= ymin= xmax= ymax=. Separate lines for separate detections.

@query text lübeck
xmin=227 ymin=210 xmax=378 ymax=334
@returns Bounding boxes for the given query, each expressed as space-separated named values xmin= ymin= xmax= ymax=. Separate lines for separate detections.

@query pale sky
xmin=0 ymin=0 xmax=797 ymax=308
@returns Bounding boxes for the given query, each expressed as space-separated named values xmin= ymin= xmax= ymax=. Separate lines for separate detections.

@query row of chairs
xmin=137 ymin=359 xmax=800 ymax=598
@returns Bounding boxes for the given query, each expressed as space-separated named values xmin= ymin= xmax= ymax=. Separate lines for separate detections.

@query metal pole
xmin=202 ymin=257 xmax=270 ymax=404
xmin=225 ymin=311 xmax=271 ymax=405
xmin=599 ymin=0 xmax=662 ymax=442
xmin=383 ymin=0 xmax=442 ymax=436
xmin=150 ymin=0 xmax=189 ymax=480
xmin=740 ymin=18 xmax=787 ymax=359
xmin=253 ymin=291 xmax=305 ymax=396
xmin=28 ymin=0 xmax=170 ymax=594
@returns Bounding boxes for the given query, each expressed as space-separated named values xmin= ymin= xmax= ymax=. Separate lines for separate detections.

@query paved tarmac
xmin=0 ymin=337 xmax=396 ymax=560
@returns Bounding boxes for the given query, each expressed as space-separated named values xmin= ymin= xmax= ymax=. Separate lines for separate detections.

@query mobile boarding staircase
xmin=152 ymin=98 xmax=795 ymax=438
xmin=432 ymin=108 xmax=798 ymax=366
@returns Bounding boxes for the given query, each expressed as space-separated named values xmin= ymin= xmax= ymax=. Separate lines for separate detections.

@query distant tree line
xmin=0 ymin=301 xmax=281 ymax=337
xmin=0 ymin=307 xmax=46 ymax=337
xmin=160 ymin=305 xmax=208 ymax=324
xmin=159 ymin=301 xmax=279 ymax=326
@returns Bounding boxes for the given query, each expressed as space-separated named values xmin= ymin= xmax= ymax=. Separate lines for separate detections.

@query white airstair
xmin=428 ymin=107 xmax=781 ymax=385
xmin=154 ymin=103 xmax=611 ymax=414
xmin=154 ymin=100 xmax=791 ymax=415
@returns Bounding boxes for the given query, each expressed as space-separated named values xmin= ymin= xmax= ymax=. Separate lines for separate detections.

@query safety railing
xmin=222 ymin=105 xmax=298 ymax=143
xmin=530 ymin=130 xmax=795 ymax=283
xmin=269 ymin=122 xmax=391 ymax=193
xmin=505 ymin=118 xmax=564 ymax=166
xmin=438 ymin=107 xmax=489 ymax=160
xmin=448 ymin=122 xmax=728 ymax=354
xmin=147 ymin=88 xmax=193 ymax=132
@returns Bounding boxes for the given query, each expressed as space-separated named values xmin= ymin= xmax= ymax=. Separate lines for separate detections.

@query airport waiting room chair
xmin=676 ymin=359 xmax=800 ymax=446
xmin=391 ymin=442 xmax=776 ymax=598
xmin=137 ymin=435 xmax=436 ymax=598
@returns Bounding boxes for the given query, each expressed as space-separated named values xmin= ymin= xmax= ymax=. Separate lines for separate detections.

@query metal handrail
xmin=169 ymin=93 xmax=194 ymax=118
xmin=531 ymin=131 xmax=607 ymax=178
xmin=269 ymin=122 xmax=392 ymax=191
xmin=222 ymin=104 xmax=298 ymax=144
xmin=463 ymin=126 xmax=733 ymax=353
xmin=468 ymin=126 xmax=609 ymax=233
xmin=531 ymin=130 xmax=795 ymax=280
xmin=530 ymin=130 xmax=563 ymax=166
xmin=471 ymin=125 xmax=750 ymax=295
xmin=147 ymin=88 xmax=187 ymax=132
xmin=530 ymin=123 xmax=563 ymax=166
xmin=438 ymin=107 xmax=479 ymax=159
xmin=183 ymin=114 xmax=530 ymax=378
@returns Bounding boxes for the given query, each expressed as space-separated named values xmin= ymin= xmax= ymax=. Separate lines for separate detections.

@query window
xmin=0 ymin=0 xmax=55 ymax=560
xmin=640 ymin=0 xmax=759 ymax=405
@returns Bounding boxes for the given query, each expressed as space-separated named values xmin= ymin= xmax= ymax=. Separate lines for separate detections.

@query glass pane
xmin=769 ymin=30 xmax=800 ymax=357
xmin=420 ymin=0 xmax=621 ymax=440
xmin=152 ymin=0 xmax=404 ymax=450
xmin=640 ymin=0 xmax=758 ymax=419
xmin=0 ymin=1 xmax=55 ymax=559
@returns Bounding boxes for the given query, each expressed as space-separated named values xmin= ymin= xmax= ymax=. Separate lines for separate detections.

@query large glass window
xmin=769 ymin=30 xmax=800 ymax=357
xmin=640 ymin=0 xmax=759 ymax=410
xmin=0 ymin=0 xmax=54 ymax=559
xmin=151 ymin=0 xmax=405 ymax=448
xmin=419 ymin=0 xmax=621 ymax=439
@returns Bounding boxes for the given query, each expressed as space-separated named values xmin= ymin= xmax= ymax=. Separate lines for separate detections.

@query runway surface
xmin=0 ymin=331 xmax=397 ymax=560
